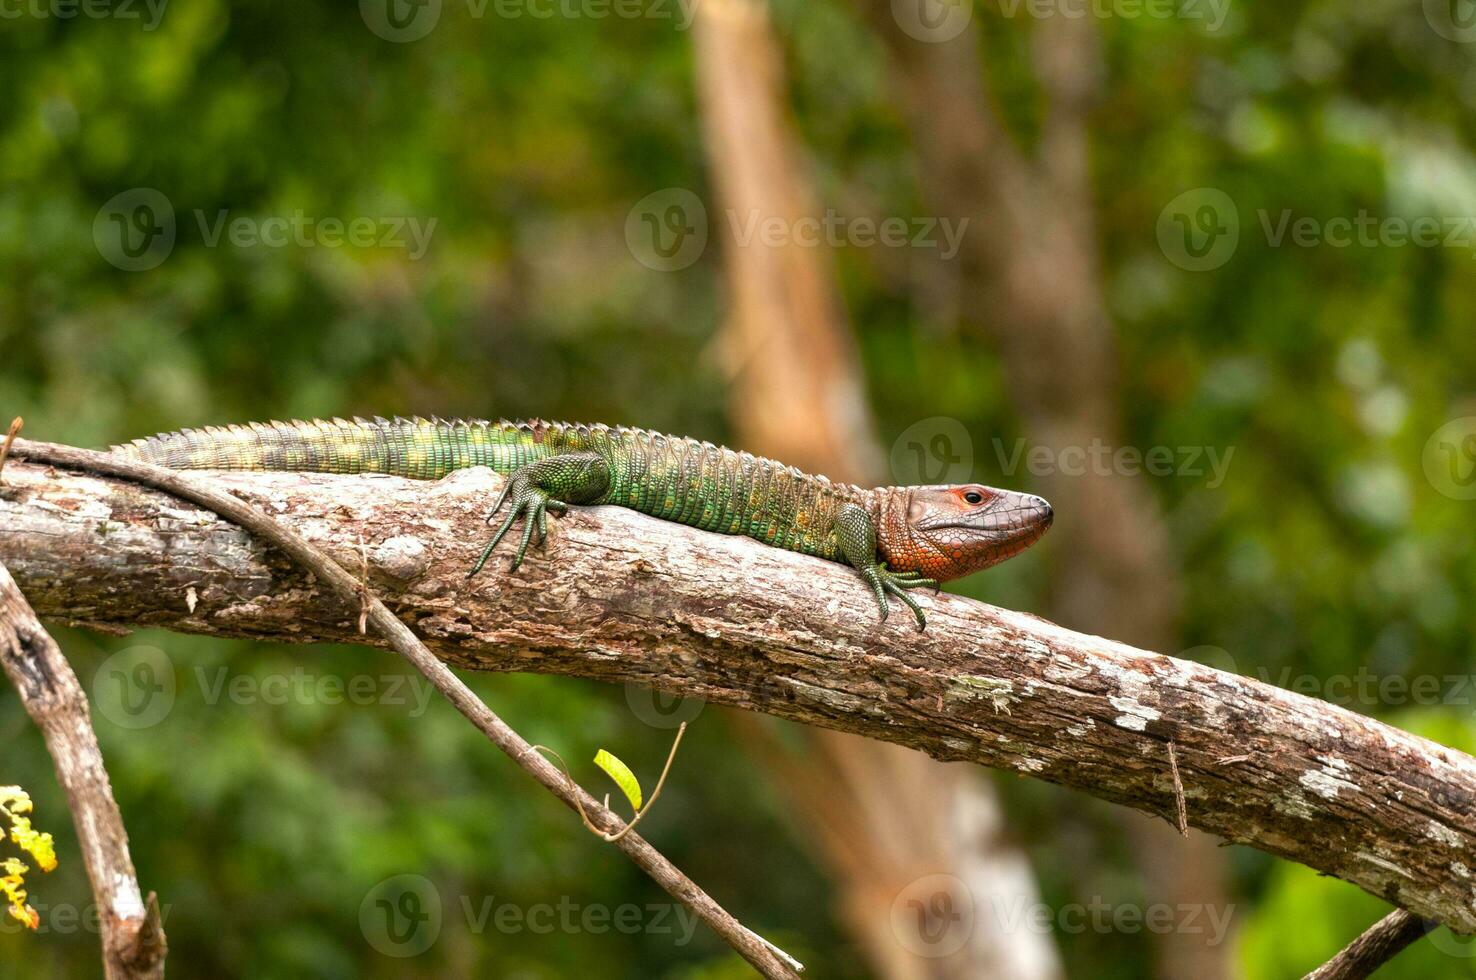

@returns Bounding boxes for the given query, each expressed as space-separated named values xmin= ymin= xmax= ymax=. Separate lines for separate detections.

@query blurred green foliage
xmin=3 ymin=0 xmax=1476 ymax=976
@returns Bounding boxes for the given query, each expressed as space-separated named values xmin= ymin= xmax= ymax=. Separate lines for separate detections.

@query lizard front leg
xmin=835 ymin=503 xmax=939 ymax=630
xmin=468 ymin=452 xmax=611 ymax=575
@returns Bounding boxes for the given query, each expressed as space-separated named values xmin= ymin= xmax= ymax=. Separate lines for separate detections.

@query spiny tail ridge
xmin=110 ymin=416 xmax=536 ymax=479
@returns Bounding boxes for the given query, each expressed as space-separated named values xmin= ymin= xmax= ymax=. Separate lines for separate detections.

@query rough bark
xmin=3 ymin=461 xmax=1475 ymax=935
xmin=1304 ymin=910 xmax=1435 ymax=980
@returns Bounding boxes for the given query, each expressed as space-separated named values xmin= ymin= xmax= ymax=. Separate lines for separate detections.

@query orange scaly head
xmin=875 ymin=484 xmax=1053 ymax=581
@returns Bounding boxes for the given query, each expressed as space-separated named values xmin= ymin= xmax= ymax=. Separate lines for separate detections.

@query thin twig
xmin=537 ymin=722 xmax=689 ymax=843
xmin=1304 ymin=909 xmax=1436 ymax=980
xmin=0 ymin=561 xmax=166 ymax=979
xmin=0 ymin=417 xmax=21 ymax=485
xmin=7 ymin=438 xmax=803 ymax=979
xmin=1167 ymin=741 xmax=1188 ymax=838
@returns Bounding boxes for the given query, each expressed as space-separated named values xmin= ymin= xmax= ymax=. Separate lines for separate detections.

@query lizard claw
xmin=861 ymin=564 xmax=931 ymax=631
xmin=468 ymin=476 xmax=566 ymax=578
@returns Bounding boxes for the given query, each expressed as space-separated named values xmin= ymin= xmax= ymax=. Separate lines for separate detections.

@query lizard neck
xmin=872 ymin=487 xmax=923 ymax=572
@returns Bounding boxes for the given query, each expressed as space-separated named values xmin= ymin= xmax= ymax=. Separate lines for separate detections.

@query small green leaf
xmin=593 ymin=749 xmax=643 ymax=812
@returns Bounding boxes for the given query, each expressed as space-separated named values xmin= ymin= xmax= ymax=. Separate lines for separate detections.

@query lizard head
xmin=876 ymin=484 xmax=1053 ymax=582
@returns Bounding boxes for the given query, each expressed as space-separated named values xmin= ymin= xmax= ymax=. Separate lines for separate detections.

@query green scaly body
xmin=115 ymin=417 xmax=864 ymax=562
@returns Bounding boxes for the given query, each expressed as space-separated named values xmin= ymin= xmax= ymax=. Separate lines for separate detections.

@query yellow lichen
xmin=0 ymin=786 xmax=57 ymax=930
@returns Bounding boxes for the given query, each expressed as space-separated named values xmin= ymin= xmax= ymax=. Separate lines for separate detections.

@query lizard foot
xmin=861 ymin=563 xmax=938 ymax=631
xmin=468 ymin=475 xmax=568 ymax=576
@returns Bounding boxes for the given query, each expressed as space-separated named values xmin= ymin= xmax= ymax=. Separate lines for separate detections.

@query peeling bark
xmin=3 ymin=462 xmax=1476 ymax=933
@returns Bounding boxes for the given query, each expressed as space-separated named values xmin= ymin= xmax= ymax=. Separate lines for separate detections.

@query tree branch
xmin=5 ymin=447 xmax=1476 ymax=935
xmin=0 ymin=560 xmax=166 ymax=979
xmin=1304 ymin=910 xmax=1436 ymax=980
xmin=1 ymin=440 xmax=801 ymax=979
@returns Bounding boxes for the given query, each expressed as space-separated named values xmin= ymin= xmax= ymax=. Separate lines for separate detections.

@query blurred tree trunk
xmin=856 ymin=5 xmax=1232 ymax=979
xmin=691 ymin=3 xmax=1063 ymax=978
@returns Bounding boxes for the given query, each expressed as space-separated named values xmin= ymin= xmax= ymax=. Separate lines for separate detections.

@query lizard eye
xmin=963 ymin=490 xmax=984 ymax=505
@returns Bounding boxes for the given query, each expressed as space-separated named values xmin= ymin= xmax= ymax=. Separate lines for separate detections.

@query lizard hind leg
xmin=467 ymin=452 xmax=611 ymax=576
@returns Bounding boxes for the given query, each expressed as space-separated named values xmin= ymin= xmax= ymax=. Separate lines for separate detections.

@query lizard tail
xmin=110 ymin=416 xmax=519 ymax=479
